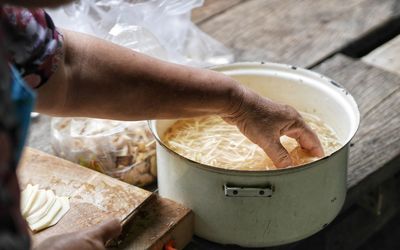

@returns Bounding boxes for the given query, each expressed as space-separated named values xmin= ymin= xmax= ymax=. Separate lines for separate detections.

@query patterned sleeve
xmin=0 ymin=6 xmax=64 ymax=89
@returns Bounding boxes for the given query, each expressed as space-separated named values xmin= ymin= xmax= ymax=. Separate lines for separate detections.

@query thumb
xmin=263 ymin=139 xmax=292 ymax=168
xmin=89 ymin=218 xmax=122 ymax=245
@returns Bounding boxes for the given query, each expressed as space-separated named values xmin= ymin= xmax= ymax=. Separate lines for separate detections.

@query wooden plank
xmin=18 ymin=148 xmax=153 ymax=247
xmin=322 ymin=177 xmax=400 ymax=250
xmin=347 ymin=91 xmax=400 ymax=187
xmin=198 ymin=0 xmax=399 ymax=67
xmin=183 ymin=56 xmax=400 ymax=250
xmin=294 ymin=174 xmax=400 ymax=250
xmin=314 ymin=54 xmax=400 ymax=118
xmin=363 ymin=34 xmax=400 ymax=75
xmin=358 ymin=207 xmax=400 ymax=250
xmin=344 ymin=156 xmax=400 ymax=212
xmin=186 ymin=164 xmax=400 ymax=250
xmin=191 ymin=0 xmax=243 ymax=24
xmin=313 ymin=55 xmax=400 ymax=191
xmin=116 ymin=197 xmax=194 ymax=250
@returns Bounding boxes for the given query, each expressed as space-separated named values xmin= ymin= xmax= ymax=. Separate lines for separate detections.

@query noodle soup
xmin=162 ymin=113 xmax=341 ymax=170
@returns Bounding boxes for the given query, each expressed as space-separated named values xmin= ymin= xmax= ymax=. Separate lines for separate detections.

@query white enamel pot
xmin=149 ymin=62 xmax=360 ymax=247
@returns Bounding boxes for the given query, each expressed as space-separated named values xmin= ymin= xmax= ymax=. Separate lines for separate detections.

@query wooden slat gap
xmin=345 ymin=155 xmax=400 ymax=210
xmin=341 ymin=16 xmax=400 ymax=58
xmin=308 ymin=51 xmax=341 ymax=69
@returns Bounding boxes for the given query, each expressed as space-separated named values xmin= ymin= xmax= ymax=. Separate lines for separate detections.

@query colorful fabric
xmin=0 ymin=65 xmax=32 ymax=250
xmin=0 ymin=6 xmax=63 ymax=249
xmin=0 ymin=6 xmax=64 ymax=88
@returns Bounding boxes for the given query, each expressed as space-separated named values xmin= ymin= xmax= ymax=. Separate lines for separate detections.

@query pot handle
xmin=224 ymin=184 xmax=273 ymax=197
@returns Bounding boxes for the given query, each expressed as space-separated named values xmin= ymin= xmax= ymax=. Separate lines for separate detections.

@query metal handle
xmin=224 ymin=184 xmax=273 ymax=197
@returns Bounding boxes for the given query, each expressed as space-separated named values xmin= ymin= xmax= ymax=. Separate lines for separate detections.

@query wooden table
xmin=28 ymin=0 xmax=400 ymax=249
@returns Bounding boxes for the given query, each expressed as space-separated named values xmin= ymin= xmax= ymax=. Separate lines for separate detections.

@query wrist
xmin=220 ymin=80 xmax=248 ymax=121
xmin=198 ymin=69 xmax=247 ymax=118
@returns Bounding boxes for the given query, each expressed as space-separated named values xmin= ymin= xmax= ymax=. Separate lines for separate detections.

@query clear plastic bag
xmin=51 ymin=118 xmax=156 ymax=187
xmin=46 ymin=0 xmax=234 ymax=66
xmin=48 ymin=0 xmax=234 ymax=185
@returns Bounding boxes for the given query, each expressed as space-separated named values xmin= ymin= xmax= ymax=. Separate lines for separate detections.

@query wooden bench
xmin=188 ymin=1 xmax=400 ymax=249
xmin=27 ymin=0 xmax=400 ymax=249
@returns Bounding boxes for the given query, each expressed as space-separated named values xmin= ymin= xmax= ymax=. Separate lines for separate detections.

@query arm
xmin=37 ymin=30 xmax=323 ymax=168
xmin=1 ymin=6 xmax=121 ymax=250
xmin=37 ymin=30 xmax=241 ymax=120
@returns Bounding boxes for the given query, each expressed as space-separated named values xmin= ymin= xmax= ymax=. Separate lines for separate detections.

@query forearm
xmin=36 ymin=30 xmax=243 ymax=120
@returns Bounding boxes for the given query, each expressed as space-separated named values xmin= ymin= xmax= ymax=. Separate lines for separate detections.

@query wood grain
xmin=290 ymin=174 xmax=400 ymax=250
xmin=117 ymin=197 xmax=194 ymax=250
xmin=314 ymin=54 xmax=400 ymax=118
xmin=347 ymin=90 xmax=400 ymax=188
xmin=191 ymin=0 xmax=243 ymax=24
xmin=313 ymin=55 xmax=400 ymax=190
xmin=17 ymin=148 xmax=153 ymax=247
xmin=198 ymin=0 xmax=399 ymax=67
xmin=363 ymin=34 xmax=400 ymax=75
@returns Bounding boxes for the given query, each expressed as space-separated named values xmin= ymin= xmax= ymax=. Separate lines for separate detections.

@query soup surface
xmin=163 ymin=113 xmax=341 ymax=170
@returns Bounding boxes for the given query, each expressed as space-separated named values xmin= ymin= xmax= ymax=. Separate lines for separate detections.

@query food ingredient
xmin=20 ymin=184 xmax=70 ymax=232
xmin=51 ymin=118 xmax=157 ymax=187
xmin=163 ymin=113 xmax=341 ymax=170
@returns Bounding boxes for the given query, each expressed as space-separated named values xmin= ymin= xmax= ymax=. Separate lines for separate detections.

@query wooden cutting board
xmin=117 ymin=196 xmax=194 ymax=250
xmin=17 ymin=147 xmax=153 ymax=246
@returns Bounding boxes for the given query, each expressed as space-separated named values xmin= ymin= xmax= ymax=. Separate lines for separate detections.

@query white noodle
xmin=163 ymin=114 xmax=341 ymax=170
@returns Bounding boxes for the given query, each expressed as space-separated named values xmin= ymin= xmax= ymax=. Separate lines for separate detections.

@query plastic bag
xmin=51 ymin=118 xmax=157 ymax=187
xmin=46 ymin=0 xmax=234 ymax=66
xmin=48 ymin=0 xmax=234 ymax=186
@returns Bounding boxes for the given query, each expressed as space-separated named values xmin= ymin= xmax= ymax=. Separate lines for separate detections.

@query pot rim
xmin=148 ymin=62 xmax=360 ymax=176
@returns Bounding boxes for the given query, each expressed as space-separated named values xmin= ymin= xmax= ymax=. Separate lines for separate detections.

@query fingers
xmin=262 ymin=138 xmax=293 ymax=168
xmin=285 ymin=122 xmax=324 ymax=158
xmin=298 ymin=126 xmax=324 ymax=157
xmin=279 ymin=105 xmax=323 ymax=158
xmin=88 ymin=218 xmax=122 ymax=245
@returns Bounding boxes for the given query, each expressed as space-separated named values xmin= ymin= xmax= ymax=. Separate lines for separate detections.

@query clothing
xmin=0 ymin=65 xmax=33 ymax=250
xmin=0 ymin=6 xmax=63 ymax=249
xmin=0 ymin=6 xmax=63 ymax=88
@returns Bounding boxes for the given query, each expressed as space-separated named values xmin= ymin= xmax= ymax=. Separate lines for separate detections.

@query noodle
xmin=163 ymin=113 xmax=341 ymax=170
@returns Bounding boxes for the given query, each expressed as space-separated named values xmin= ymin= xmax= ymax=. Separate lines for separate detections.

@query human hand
xmin=34 ymin=218 xmax=122 ymax=250
xmin=223 ymin=86 xmax=324 ymax=168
